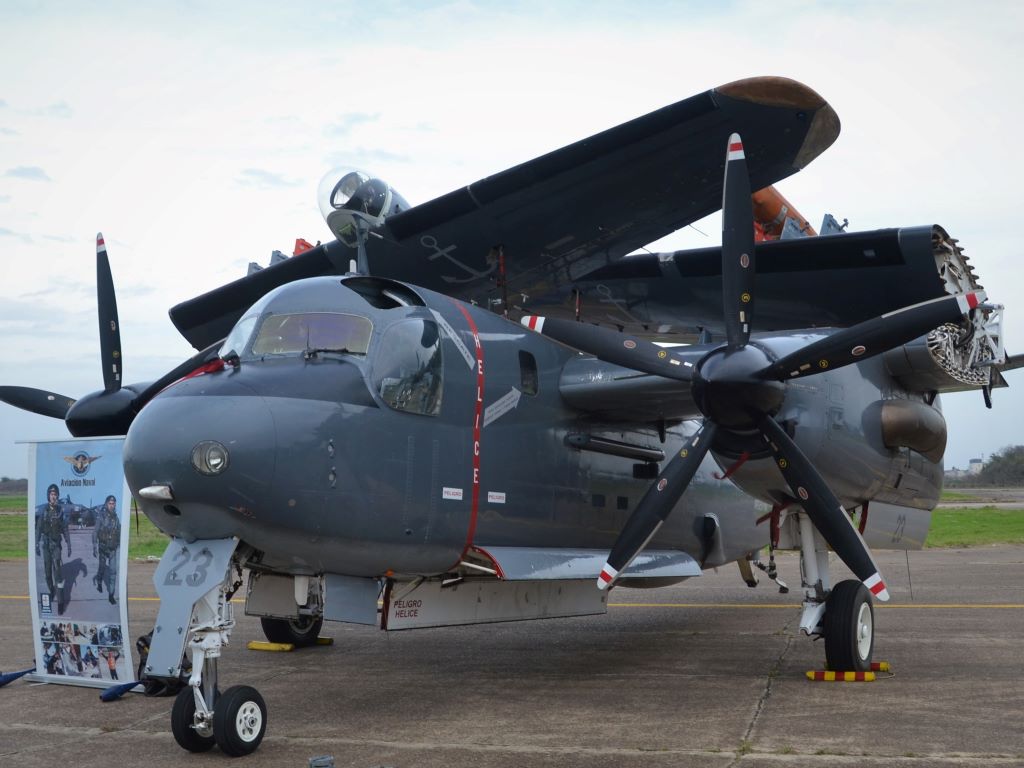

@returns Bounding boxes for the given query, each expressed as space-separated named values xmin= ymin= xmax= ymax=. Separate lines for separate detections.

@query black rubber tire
xmin=260 ymin=615 xmax=323 ymax=647
xmin=213 ymin=685 xmax=267 ymax=757
xmin=171 ymin=686 xmax=216 ymax=753
xmin=824 ymin=579 xmax=874 ymax=672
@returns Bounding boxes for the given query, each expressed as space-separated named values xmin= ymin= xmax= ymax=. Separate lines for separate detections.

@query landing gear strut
xmin=795 ymin=513 xmax=875 ymax=671
xmin=147 ymin=537 xmax=268 ymax=755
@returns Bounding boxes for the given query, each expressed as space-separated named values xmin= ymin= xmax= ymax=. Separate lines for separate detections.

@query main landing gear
xmin=147 ymin=538 xmax=269 ymax=756
xmin=257 ymin=573 xmax=326 ymax=647
xmin=261 ymin=614 xmax=324 ymax=647
xmin=795 ymin=514 xmax=875 ymax=672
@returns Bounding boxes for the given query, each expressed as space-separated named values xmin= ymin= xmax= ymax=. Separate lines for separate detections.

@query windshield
xmin=250 ymin=312 xmax=373 ymax=356
xmin=219 ymin=314 xmax=258 ymax=359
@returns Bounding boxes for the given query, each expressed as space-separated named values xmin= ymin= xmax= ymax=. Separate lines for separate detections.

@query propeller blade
xmin=131 ymin=340 xmax=225 ymax=410
xmin=598 ymin=421 xmax=718 ymax=589
xmin=521 ymin=316 xmax=695 ymax=382
xmin=758 ymin=415 xmax=889 ymax=601
xmin=96 ymin=233 xmax=123 ymax=394
xmin=0 ymin=386 xmax=76 ymax=419
xmin=721 ymin=133 xmax=755 ymax=349
xmin=762 ymin=291 xmax=987 ymax=381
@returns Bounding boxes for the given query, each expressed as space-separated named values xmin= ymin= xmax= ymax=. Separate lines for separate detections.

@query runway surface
xmin=1 ymin=547 xmax=1022 ymax=767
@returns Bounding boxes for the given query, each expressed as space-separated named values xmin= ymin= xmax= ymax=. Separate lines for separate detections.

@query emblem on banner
xmin=63 ymin=451 xmax=101 ymax=477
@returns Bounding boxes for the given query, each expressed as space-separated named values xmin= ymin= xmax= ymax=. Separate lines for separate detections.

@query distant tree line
xmin=947 ymin=445 xmax=1024 ymax=487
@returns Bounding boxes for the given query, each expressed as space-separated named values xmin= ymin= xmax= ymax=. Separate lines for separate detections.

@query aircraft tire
xmin=823 ymin=580 xmax=874 ymax=672
xmin=171 ymin=686 xmax=216 ymax=753
xmin=213 ymin=685 xmax=267 ymax=757
xmin=260 ymin=615 xmax=323 ymax=647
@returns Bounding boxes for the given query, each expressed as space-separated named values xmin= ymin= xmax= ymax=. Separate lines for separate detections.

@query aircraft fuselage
xmin=124 ymin=276 xmax=940 ymax=579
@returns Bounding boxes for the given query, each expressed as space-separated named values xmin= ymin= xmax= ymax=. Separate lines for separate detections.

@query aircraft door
xmin=369 ymin=314 xmax=474 ymax=569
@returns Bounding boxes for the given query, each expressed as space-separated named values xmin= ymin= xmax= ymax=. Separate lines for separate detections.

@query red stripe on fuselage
xmin=454 ymin=302 xmax=484 ymax=562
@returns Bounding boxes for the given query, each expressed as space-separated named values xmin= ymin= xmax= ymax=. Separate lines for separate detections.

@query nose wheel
xmin=823 ymin=580 xmax=875 ymax=672
xmin=213 ymin=685 xmax=268 ymax=756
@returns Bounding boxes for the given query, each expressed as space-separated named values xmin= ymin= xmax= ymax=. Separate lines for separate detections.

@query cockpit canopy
xmin=216 ymin=278 xmax=444 ymax=416
xmin=317 ymin=167 xmax=410 ymax=246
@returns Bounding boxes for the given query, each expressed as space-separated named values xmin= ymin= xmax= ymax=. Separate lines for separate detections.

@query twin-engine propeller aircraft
xmin=2 ymin=76 xmax=1019 ymax=756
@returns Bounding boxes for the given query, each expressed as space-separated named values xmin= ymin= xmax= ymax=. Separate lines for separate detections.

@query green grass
xmin=3 ymin=504 xmax=1022 ymax=559
xmin=0 ymin=511 xmax=170 ymax=559
xmin=926 ymin=506 xmax=1024 ymax=548
xmin=0 ymin=495 xmax=27 ymax=512
xmin=939 ymin=490 xmax=974 ymax=502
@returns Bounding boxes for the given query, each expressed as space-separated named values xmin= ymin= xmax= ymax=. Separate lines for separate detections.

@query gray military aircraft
xmin=2 ymin=76 xmax=1018 ymax=756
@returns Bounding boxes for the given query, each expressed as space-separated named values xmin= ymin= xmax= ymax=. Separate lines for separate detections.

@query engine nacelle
xmin=883 ymin=225 xmax=1005 ymax=393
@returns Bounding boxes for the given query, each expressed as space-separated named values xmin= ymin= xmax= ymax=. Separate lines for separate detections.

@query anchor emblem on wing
xmin=421 ymin=235 xmax=496 ymax=284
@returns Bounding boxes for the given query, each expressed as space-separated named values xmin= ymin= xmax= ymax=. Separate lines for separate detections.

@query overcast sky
xmin=2 ymin=0 xmax=1022 ymax=478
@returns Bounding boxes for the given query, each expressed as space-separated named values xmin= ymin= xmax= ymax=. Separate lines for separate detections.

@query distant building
xmin=969 ymin=458 xmax=984 ymax=475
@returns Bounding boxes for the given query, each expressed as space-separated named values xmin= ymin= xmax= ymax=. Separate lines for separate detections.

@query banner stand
xmin=21 ymin=437 xmax=136 ymax=688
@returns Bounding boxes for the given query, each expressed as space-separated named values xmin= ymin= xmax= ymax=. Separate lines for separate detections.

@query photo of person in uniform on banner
xmin=27 ymin=438 xmax=135 ymax=688
xmin=35 ymin=483 xmax=71 ymax=611
xmin=93 ymin=495 xmax=121 ymax=605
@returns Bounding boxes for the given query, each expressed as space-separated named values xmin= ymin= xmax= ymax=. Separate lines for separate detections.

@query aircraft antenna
xmin=354 ymin=216 xmax=370 ymax=276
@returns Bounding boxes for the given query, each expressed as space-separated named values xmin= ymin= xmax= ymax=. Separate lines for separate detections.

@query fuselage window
xmin=250 ymin=312 xmax=372 ymax=357
xmin=519 ymin=350 xmax=538 ymax=396
xmin=373 ymin=319 xmax=443 ymax=416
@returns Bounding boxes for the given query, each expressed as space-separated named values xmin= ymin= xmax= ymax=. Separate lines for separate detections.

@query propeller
xmin=597 ymin=422 xmax=717 ymax=587
xmin=758 ymin=415 xmax=888 ymax=599
xmin=524 ymin=132 xmax=982 ymax=598
xmin=96 ymin=234 xmax=123 ymax=393
xmin=721 ymin=135 xmax=755 ymax=349
xmin=521 ymin=316 xmax=694 ymax=383
xmin=0 ymin=234 xmax=223 ymax=437
xmin=0 ymin=386 xmax=76 ymax=419
xmin=760 ymin=291 xmax=986 ymax=381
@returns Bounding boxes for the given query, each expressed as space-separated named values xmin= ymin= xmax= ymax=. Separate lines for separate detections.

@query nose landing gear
xmin=794 ymin=513 xmax=877 ymax=673
xmin=146 ymin=537 xmax=269 ymax=755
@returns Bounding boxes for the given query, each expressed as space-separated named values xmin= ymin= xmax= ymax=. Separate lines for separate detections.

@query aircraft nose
xmin=123 ymin=384 xmax=275 ymax=540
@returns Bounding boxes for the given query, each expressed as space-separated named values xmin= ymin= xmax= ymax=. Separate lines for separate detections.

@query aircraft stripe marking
xmin=453 ymin=302 xmax=484 ymax=561
xmin=522 ymin=315 xmax=545 ymax=332
xmin=431 ymin=309 xmax=475 ymax=370
xmin=864 ymin=572 xmax=890 ymax=600
xmin=727 ymin=134 xmax=745 ymax=160
xmin=597 ymin=563 xmax=617 ymax=589
xmin=956 ymin=291 xmax=984 ymax=314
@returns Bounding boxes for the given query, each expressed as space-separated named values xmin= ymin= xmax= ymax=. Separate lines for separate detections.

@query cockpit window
xmin=219 ymin=314 xmax=258 ymax=359
xmin=372 ymin=319 xmax=443 ymax=416
xmin=251 ymin=312 xmax=373 ymax=356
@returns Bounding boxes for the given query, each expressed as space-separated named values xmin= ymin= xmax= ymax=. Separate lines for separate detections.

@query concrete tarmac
xmin=1 ymin=547 xmax=1022 ymax=767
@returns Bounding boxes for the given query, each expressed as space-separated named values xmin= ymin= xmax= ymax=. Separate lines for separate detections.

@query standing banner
xmin=26 ymin=437 xmax=134 ymax=687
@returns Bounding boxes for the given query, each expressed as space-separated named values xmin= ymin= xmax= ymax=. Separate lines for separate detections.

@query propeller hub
xmin=691 ymin=345 xmax=784 ymax=429
xmin=66 ymin=389 xmax=138 ymax=437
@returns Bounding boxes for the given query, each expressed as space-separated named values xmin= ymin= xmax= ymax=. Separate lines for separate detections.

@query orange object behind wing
xmin=752 ymin=186 xmax=816 ymax=241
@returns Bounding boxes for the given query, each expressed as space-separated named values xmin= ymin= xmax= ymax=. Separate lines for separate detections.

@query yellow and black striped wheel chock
xmin=806 ymin=662 xmax=890 ymax=681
